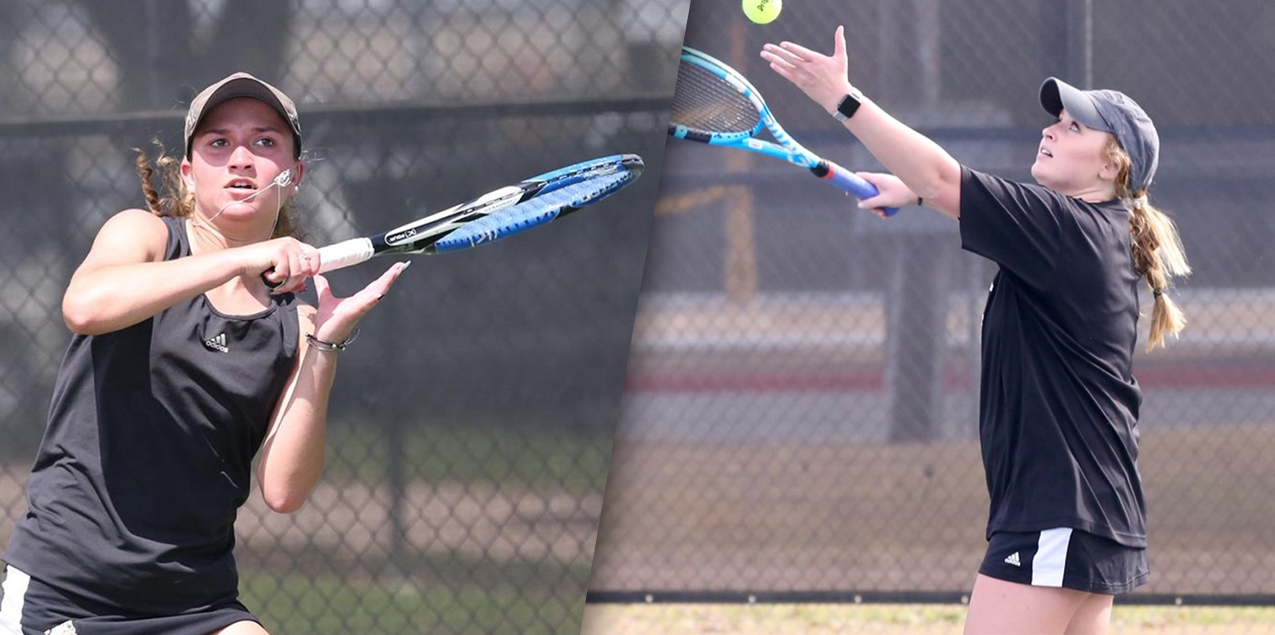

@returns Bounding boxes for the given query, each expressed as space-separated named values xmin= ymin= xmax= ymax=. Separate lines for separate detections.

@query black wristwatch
xmin=832 ymin=87 xmax=865 ymax=121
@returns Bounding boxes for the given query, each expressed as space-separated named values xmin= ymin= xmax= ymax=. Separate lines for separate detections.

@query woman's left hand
xmin=310 ymin=261 xmax=410 ymax=345
xmin=761 ymin=26 xmax=854 ymax=115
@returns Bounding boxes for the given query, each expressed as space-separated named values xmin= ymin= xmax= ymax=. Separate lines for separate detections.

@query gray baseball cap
xmin=1039 ymin=77 xmax=1159 ymax=193
xmin=184 ymin=72 xmax=302 ymax=158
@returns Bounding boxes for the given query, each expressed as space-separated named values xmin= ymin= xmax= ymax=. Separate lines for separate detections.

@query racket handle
xmin=317 ymin=238 xmax=376 ymax=274
xmin=811 ymin=161 xmax=900 ymax=217
xmin=259 ymin=237 xmax=376 ymax=289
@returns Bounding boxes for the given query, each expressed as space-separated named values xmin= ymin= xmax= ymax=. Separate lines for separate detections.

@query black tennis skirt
xmin=0 ymin=566 xmax=259 ymax=635
xmin=979 ymin=527 xmax=1149 ymax=594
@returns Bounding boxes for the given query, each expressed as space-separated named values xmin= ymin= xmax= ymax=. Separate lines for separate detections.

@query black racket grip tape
xmin=261 ymin=271 xmax=283 ymax=289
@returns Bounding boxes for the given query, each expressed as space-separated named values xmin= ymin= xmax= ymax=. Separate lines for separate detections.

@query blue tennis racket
xmin=670 ymin=46 xmax=896 ymax=216
xmin=313 ymin=154 xmax=644 ymax=272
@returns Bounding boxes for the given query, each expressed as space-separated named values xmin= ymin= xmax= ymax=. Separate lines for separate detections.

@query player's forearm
xmin=62 ymin=251 xmax=244 ymax=335
xmin=842 ymin=100 xmax=962 ymax=206
xmin=257 ymin=351 xmax=338 ymax=513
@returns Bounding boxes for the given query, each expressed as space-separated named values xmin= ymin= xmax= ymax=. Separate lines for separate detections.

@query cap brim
xmin=198 ymin=78 xmax=291 ymax=129
xmin=1040 ymin=77 xmax=1110 ymax=133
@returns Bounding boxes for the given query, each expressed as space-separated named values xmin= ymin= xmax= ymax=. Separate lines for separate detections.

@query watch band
xmin=832 ymin=88 xmax=865 ymax=121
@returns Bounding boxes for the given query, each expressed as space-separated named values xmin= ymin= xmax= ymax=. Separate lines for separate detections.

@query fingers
xmin=762 ymin=28 xmax=843 ymax=68
xmin=841 ymin=192 xmax=889 ymax=218
xmin=759 ymin=48 xmax=790 ymax=69
xmin=317 ymin=260 xmax=410 ymax=309
xmin=850 ymin=171 xmax=912 ymax=216
xmin=761 ymin=43 xmax=808 ymax=67
xmin=777 ymin=40 xmax=820 ymax=60
xmin=761 ymin=46 xmax=810 ymax=86
xmin=285 ymin=249 xmax=303 ymax=289
xmin=310 ymin=261 xmax=411 ymax=344
xmin=376 ymin=260 xmax=411 ymax=292
xmin=856 ymin=195 xmax=890 ymax=211
xmin=313 ymin=271 xmax=333 ymax=304
xmin=297 ymin=245 xmax=320 ymax=279
xmin=265 ymin=241 xmax=321 ymax=295
xmin=764 ymin=57 xmax=798 ymax=83
xmin=846 ymin=193 xmax=890 ymax=218
xmin=355 ymin=261 xmax=409 ymax=304
xmin=763 ymin=31 xmax=853 ymax=111
xmin=855 ymin=171 xmax=891 ymax=188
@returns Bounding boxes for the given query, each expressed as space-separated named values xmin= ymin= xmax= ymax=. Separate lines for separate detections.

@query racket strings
xmin=435 ymin=171 xmax=638 ymax=252
xmin=671 ymin=61 xmax=759 ymax=135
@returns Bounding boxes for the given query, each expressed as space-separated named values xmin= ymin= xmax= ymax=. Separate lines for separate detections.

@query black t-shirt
xmin=3 ymin=217 xmax=299 ymax=613
xmin=959 ymin=167 xmax=1147 ymax=547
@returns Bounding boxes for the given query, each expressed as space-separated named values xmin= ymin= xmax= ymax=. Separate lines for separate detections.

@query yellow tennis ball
xmin=743 ymin=0 xmax=782 ymax=24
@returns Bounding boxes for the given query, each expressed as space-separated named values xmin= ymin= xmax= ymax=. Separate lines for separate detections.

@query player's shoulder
xmin=99 ymin=208 xmax=170 ymax=237
xmin=962 ymin=166 xmax=1099 ymax=220
xmin=88 ymin=209 xmax=172 ymax=260
xmin=962 ymin=166 xmax=1054 ymax=201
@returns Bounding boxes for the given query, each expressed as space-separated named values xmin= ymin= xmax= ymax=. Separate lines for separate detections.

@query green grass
xmin=231 ymin=414 xmax=609 ymax=634
xmin=322 ymin=415 xmax=613 ymax=492
xmin=242 ymin=559 xmax=592 ymax=635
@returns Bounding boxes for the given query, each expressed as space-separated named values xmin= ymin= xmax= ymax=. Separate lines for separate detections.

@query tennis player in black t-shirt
xmin=763 ymin=27 xmax=1190 ymax=634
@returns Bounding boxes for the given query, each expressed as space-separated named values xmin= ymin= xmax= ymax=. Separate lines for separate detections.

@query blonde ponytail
xmin=133 ymin=141 xmax=190 ymax=218
xmin=1109 ymin=140 xmax=1190 ymax=351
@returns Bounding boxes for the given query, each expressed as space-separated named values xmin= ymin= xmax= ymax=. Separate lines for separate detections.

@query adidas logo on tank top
xmin=203 ymin=333 xmax=229 ymax=353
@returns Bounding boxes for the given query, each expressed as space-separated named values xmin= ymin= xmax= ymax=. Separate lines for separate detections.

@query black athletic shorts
xmin=979 ymin=528 xmax=1149 ymax=594
xmin=0 ymin=566 xmax=259 ymax=635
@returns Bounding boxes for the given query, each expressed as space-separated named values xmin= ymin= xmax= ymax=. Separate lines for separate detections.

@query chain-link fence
xmin=0 ymin=1 xmax=688 ymax=633
xmin=589 ymin=0 xmax=1275 ymax=621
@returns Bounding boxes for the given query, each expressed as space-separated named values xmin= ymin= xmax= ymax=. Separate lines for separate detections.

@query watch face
xmin=837 ymin=93 xmax=862 ymax=119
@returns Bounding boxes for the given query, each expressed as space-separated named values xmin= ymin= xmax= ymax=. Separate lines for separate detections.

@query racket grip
xmin=813 ymin=161 xmax=900 ymax=217
xmin=317 ymin=238 xmax=376 ymax=274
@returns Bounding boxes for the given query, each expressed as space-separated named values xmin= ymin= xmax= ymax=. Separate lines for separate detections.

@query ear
xmin=180 ymin=158 xmax=195 ymax=192
xmin=290 ymin=161 xmax=306 ymax=191
xmin=1098 ymin=158 xmax=1119 ymax=183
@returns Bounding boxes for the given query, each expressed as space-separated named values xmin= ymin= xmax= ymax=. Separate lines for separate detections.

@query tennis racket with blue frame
xmin=670 ymin=46 xmax=897 ymax=216
xmin=312 ymin=153 xmax=645 ymax=273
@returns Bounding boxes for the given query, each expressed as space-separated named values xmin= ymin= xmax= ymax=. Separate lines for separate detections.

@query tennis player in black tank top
xmin=762 ymin=28 xmax=1190 ymax=634
xmin=0 ymin=74 xmax=408 ymax=635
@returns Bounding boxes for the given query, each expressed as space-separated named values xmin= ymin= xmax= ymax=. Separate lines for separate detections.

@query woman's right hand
xmin=243 ymin=237 xmax=322 ymax=294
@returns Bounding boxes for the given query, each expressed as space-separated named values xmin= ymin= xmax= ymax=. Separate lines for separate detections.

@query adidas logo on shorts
xmin=1004 ymin=551 xmax=1022 ymax=567
xmin=47 ymin=620 xmax=78 ymax=635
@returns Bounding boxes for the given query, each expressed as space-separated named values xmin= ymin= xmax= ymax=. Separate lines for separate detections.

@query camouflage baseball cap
xmin=184 ymin=72 xmax=302 ymax=158
xmin=1040 ymin=77 xmax=1159 ymax=193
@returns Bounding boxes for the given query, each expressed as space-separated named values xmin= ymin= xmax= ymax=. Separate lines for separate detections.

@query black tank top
xmin=3 ymin=216 xmax=299 ymax=614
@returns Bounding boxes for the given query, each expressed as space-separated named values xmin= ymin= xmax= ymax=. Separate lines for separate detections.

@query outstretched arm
xmin=761 ymin=26 xmax=962 ymax=220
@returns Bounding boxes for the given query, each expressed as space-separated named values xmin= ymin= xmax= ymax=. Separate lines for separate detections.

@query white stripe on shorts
xmin=1031 ymin=527 xmax=1073 ymax=587
xmin=0 ymin=565 xmax=29 ymax=635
